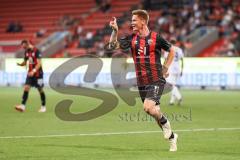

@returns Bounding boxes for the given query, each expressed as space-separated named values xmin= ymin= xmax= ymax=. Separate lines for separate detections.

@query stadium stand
xmin=0 ymin=0 xmax=96 ymax=55
xmin=61 ymin=0 xmax=240 ymax=57
xmin=148 ymin=0 xmax=240 ymax=57
xmin=0 ymin=0 xmax=239 ymax=57
xmin=0 ymin=0 xmax=95 ymax=41
xmin=58 ymin=0 xmax=141 ymax=57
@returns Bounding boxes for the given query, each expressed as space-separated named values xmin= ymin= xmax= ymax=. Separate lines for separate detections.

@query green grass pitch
xmin=0 ymin=87 xmax=240 ymax=160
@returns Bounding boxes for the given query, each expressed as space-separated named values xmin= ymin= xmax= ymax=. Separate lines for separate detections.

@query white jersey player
xmin=164 ymin=39 xmax=184 ymax=105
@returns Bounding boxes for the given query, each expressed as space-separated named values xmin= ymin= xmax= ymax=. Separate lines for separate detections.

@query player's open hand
xmin=109 ymin=17 xmax=118 ymax=32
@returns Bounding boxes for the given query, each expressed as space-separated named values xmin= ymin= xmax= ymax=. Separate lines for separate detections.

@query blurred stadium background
xmin=0 ymin=0 xmax=240 ymax=160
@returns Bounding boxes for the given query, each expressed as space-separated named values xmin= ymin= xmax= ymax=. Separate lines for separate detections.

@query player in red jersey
xmin=108 ymin=10 xmax=178 ymax=151
xmin=15 ymin=40 xmax=46 ymax=113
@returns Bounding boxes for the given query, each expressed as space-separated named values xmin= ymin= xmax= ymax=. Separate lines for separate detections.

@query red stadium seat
xmin=0 ymin=0 xmax=96 ymax=43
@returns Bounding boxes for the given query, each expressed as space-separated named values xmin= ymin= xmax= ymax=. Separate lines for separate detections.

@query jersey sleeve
xmin=156 ymin=34 xmax=171 ymax=52
xmin=35 ymin=49 xmax=42 ymax=59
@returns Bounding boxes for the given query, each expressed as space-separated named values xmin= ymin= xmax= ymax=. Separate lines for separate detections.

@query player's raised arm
xmin=107 ymin=17 xmax=119 ymax=50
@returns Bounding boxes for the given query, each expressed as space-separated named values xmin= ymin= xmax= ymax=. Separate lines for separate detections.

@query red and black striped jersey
xmin=24 ymin=47 xmax=43 ymax=77
xmin=129 ymin=31 xmax=171 ymax=86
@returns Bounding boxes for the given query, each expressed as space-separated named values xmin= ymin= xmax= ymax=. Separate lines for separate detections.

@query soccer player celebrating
xmin=164 ymin=39 xmax=184 ymax=106
xmin=108 ymin=10 xmax=178 ymax=151
xmin=15 ymin=40 xmax=46 ymax=113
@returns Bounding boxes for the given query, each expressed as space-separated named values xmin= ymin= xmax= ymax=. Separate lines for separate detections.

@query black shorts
xmin=25 ymin=76 xmax=44 ymax=88
xmin=138 ymin=79 xmax=166 ymax=105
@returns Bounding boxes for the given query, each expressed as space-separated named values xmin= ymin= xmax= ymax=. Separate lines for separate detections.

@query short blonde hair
xmin=132 ymin=9 xmax=149 ymax=24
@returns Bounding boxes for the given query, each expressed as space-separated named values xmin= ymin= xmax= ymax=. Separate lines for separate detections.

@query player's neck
xmin=139 ymin=26 xmax=150 ymax=37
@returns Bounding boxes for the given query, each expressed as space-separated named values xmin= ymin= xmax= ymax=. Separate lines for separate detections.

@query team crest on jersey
xmin=32 ymin=52 xmax=35 ymax=56
xmin=148 ymin=39 xmax=153 ymax=45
